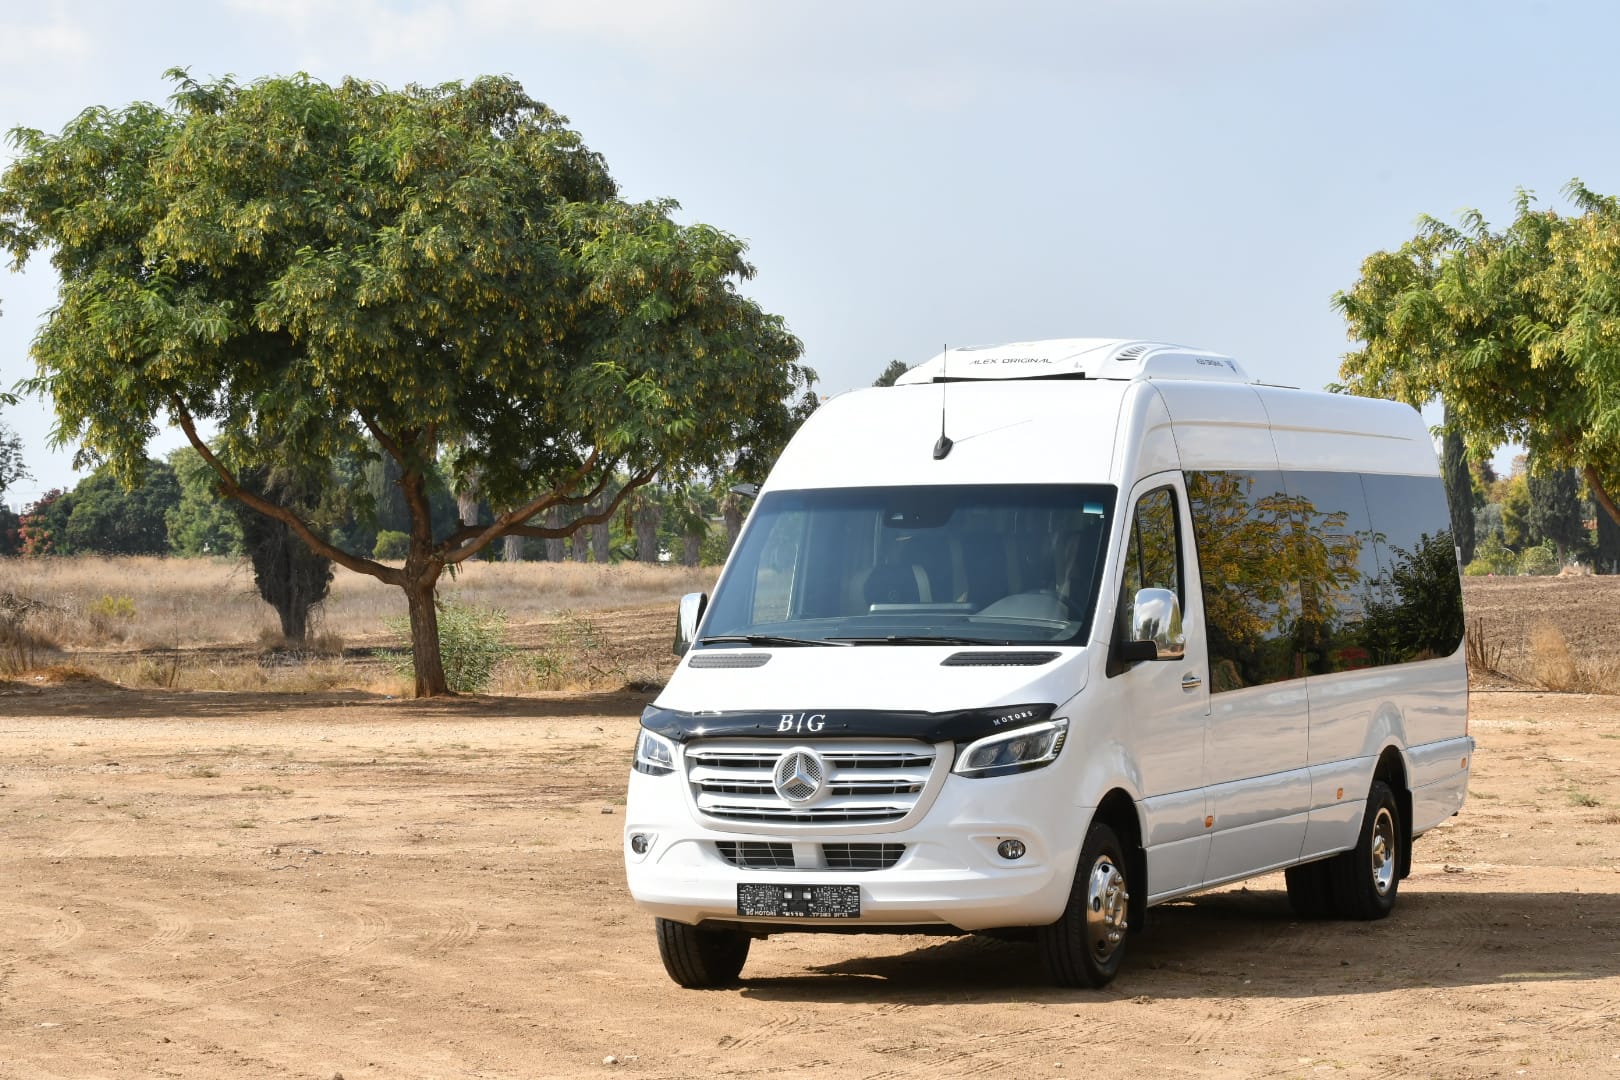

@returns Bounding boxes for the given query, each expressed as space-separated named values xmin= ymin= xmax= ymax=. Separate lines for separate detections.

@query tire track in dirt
xmin=0 ymin=903 xmax=86 ymax=955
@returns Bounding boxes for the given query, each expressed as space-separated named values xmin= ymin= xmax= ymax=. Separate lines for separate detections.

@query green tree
xmin=1526 ymin=464 xmax=1585 ymax=565
xmin=165 ymin=446 xmax=244 ymax=556
xmin=1596 ymin=503 xmax=1620 ymax=574
xmin=58 ymin=460 xmax=179 ymax=555
xmin=874 ymin=359 xmax=909 ymax=387
xmin=1441 ymin=412 xmax=1476 ymax=564
xmin=235 ymin=463 xmax=335 ymax=643
xmin=1 ymin=71 xmax=810 ymax=695
xmin=1334 ymin=182 xmax=1620 ymax=530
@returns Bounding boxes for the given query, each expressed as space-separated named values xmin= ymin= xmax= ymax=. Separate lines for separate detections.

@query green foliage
xmin=1526 ymin=465 xmax=1586 ymax=561
xmin=55 ymin=460 xmax=179 ymax=555
xmin=373 ymin=530 xmax=410 ymax=559
xmin=0 ymin=70 xmax=810 ymax=694
xmin=165 ymin=447 xmax=243 ymax=556
xmin=88 ymin=594 xmax=136 ymax=620
xmin=1441 ymin=419 xmax=1475 ymax=564
xmin=388 ymin=598 xmax=512 ymax=693
xmin=1464 ymin=531 xmax=1518 ymax=576
xmin=234 ymin=463 xmax=335 ymax=643
xmin=0 ymin=417 xmax=27 ymax=504
xmin=1516 ymin=541 xmax=1561 ymax=576
xmin=1500 ymin=473 xmax=1532 ymax=551
xmin=1361 ymin=534 xmax=1467 ymax=662
xmin=873 ymin=359 xmax=909 ymax=387
xmin=1335 ymin=182 xmax=1620 ymax=530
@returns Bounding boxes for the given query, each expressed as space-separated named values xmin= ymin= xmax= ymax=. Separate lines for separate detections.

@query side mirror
xmin=673 ymin=592 xmax=708 ymax=656
xmin=1123 ymin=587 xmax=1186 ymax=662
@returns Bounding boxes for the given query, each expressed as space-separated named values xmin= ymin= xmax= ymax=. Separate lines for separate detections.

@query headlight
xmin=633 ymin=728 xmax=677 ymax=775
xmin=953 ymin=718 xmax=1068 ymax=778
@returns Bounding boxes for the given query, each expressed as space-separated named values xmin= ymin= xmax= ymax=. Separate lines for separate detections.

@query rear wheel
xmin=1326 ymin=780 xmax=1402 ymax=920
xmin=655 ymin=918 xmax=751 ymax=988
xmin=1039 ymin=821 xmax=1130 ymax=988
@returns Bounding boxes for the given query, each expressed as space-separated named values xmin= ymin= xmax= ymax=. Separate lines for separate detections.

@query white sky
xmin=2 ymin=0 xmax=1611 ymax=507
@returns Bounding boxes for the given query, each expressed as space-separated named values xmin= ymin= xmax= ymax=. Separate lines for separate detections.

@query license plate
xmin=737 ymin=883 xmax=861 ymax=919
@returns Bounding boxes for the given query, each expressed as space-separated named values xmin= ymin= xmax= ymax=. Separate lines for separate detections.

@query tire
xmin=1326 ymin=779 xmax=1403 ymax=920
xmin=1039 ymin=822 xmax=1131 ymax=988
xmin=654 ymin=918 xmax=751 ymax=988
xmin=1284 ymin=859 xmax=1335 ymax=919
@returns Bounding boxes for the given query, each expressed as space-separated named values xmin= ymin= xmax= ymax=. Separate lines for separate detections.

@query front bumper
xmin=623 ymin=766 xmax=1085 ymax=931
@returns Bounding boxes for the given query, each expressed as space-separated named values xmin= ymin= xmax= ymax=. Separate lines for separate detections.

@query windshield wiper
xmin=698 ymin=634 xmax=851 ymax=648
xmin=829 ymin=635 xmax=1013 ymax=646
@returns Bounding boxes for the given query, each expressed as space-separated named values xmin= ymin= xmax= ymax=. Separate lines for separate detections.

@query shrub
xmin=388 ymin=598 xmax=512 ymax=693
xmin=88 ymin=594 xmax=136 ymax=620
xmin=1464 ymin=532 xmax=1517 ymax=576
xmin=373 ymin=530 xmax=410 ymax=560
xmin=1516 ymin=542 xmax=1560 ymax=576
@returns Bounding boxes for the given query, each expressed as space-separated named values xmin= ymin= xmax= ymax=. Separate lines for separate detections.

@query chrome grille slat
xmin=686 ymin=738 xmax=936 ymax=825
xmin=714 ymin=841 xmax=906 ymax=871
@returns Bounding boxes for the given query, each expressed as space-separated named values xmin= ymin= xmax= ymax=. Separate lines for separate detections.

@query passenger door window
xmin=1115 ymin=486 xmax=1183 ymax=661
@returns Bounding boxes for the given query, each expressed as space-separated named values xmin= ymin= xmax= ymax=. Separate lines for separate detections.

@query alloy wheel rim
xmin=1085 ymin=855 xmax=1128 ymax=961
xmin=1370 ymin=806 xmax=1397 ymax=896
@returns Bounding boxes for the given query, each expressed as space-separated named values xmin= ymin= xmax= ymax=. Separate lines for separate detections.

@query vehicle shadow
xmin=738 ymin=886 xmax=1620 ymax=1003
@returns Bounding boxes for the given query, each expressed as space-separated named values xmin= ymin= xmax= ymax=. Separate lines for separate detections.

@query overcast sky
xmin=2 ymin=0 xmax=1614 ymax=508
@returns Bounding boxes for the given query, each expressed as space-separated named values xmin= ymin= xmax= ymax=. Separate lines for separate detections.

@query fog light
xmin=629 ymin=833 xmax=652 ymax=855
xmin=996 ymin=839 xmax=1026 ymax=860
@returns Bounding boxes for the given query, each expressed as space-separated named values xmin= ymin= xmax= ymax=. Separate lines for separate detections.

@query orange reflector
xmin=1461 ymin=757 xmax=1468 ymax=769
xmin=1204 ymin=815 xmax=1214 ymax=829
xmin=1336 ymin=787 xmax=1344 ymax=800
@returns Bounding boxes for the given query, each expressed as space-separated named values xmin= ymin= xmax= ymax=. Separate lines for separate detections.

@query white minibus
xmin=624 ymin=338 xmax=1471 ymax=988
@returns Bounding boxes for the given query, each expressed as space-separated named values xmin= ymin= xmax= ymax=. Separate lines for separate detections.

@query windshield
xmin=699 ymin=484 xmax=1116 ymax=647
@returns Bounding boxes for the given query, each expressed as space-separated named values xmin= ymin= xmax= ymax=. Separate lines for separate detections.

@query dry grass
xmin=1525 ymin=622 xmax=1620 ymax=694
xmin=0 ymin=555 xmax=713 ymax=694
xmin=0 ymin=556 xmax=715 ymax=646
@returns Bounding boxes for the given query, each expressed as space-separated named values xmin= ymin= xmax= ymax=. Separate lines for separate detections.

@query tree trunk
xmin=543 ymin=505 xmax=565 ymax=562
xmin=592 ymin=517 xmax=611 ymax=563
xmin=405 ymin=573 xmax=448 ymax=697
xmin=723 ymin=501 xmax=744 ymax=548
xmin=503 ymin=532 xmax=523 ymax=563
xmin=682 ymin=529 xmax=702 ymax=566
xmin=635 ymin=501 xmax=662 ymax=562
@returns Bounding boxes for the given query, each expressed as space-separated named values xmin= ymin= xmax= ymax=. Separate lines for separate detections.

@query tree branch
xmin=438 ymin=449 xmax=607 ymax=557
xmin=169 ymin=397 xmax=402 ymax=585
xmin=1586 ymin=463 xmax=1620 ymax=530
xmin=444 ymin=466 xmax=655 ymax=566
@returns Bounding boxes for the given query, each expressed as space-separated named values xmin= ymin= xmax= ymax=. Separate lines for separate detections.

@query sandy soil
xmin=2 ymin=578 xmax=1618 ymax=1078
xmin=2 ymin=671 xmax=1617 ymax=1080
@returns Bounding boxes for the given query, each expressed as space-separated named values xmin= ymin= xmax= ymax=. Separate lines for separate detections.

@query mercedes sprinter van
xmin=624 ymin=338 xmax=1471 ymax=989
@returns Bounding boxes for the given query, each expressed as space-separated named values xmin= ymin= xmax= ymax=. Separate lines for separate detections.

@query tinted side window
xmin=1360 ymin=473 xmax=1465 ymax=663
xmin=1282 ymin=471 xmax=1383 ymax=674
xmin=1185 ymin=470 xmax=1302 ymax=692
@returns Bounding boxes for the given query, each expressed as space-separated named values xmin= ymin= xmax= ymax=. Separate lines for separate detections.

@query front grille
xmin=822 ymin=843 xmax=905 ymax=870
xmin=686 ymin=740 xmax=936 ymax=825
xmin=715 ymin=841 xmax=795 ymax=869
xmin=715 ymin=841 xmax=906 ymax=871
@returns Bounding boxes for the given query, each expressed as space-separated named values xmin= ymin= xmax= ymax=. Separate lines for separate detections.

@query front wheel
xmin=1326 ymin=780 xmax=1403 ymax=920
xmin=655 ymin=918 xmax=751 ymax=988
xmin=1039 ymin=821 xmax=1131 ymax=988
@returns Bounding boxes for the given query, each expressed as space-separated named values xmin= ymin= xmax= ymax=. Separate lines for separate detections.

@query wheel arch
xmin=1091 ymin=787 xmax=1148 ymax=934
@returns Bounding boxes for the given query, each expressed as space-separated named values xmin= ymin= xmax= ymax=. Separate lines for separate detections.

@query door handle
xmin=1181 ymin=672 xmax=1202 ymax=691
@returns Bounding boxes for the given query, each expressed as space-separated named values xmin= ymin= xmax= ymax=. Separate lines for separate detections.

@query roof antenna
xmin=933 ymin=342 xmax=954 ymax=460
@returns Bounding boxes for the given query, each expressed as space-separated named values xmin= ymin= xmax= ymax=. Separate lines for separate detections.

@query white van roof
xmin=893 ymin=338 xmax=1251 ymax=385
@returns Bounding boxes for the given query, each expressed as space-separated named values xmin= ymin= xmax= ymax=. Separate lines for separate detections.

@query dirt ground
xmin=3 ymin=599 xmax=1620 ymax=1078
